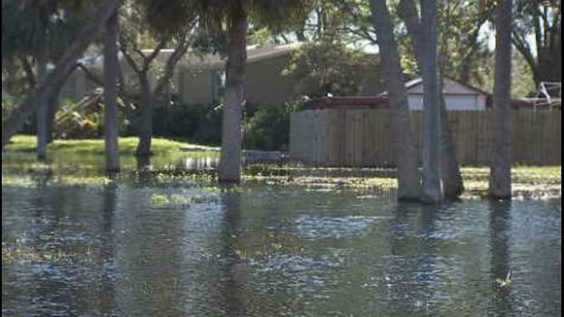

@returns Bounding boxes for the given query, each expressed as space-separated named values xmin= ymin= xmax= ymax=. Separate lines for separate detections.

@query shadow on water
xmin=219 ymin=189 xmax=246 ymax=317
xmin=111 ymin=185 xmax=188 ymax=315
xmin=488 ymin=199 xmax=513 ymax=316
xmin=97 ymin=182 xmax=118 ymax=314
xmin=384 ymin=202 xmax=444 ymax=314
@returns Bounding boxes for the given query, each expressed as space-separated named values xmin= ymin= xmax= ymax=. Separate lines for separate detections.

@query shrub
xmin=153 ymin=96 xmax=223 ymax=146
xmin=243 ymin=101 xmax=302 ymax=151
xmin=152 ymin=97 xmax=302 ymax=151
xmin=2 ymin=95 xmax=35 ymax=134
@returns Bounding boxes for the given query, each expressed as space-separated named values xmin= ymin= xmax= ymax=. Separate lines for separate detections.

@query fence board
xmin=289 ymin=109 xmax=561 ymax=166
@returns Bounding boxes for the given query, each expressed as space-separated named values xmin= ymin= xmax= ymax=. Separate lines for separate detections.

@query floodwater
xmin=1 ymin=159 xmax=562 ymax=316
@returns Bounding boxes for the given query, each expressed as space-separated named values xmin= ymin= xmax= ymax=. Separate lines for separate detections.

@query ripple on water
xmin=247 ymin=253 xmax=343 ymax=297
xmin=294 ymin=215 xmax=392 ymax=239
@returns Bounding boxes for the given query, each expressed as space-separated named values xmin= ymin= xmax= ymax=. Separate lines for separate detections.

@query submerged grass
xmin=2 ymin=135 xmax=560 ymax=199
xmin=2 ymin=242 xmax=96 ymax=265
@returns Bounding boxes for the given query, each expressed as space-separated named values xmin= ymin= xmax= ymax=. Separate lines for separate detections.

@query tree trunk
xmin=420 ymin=0 xmax=443 ymax=203
xmin=399 ymin=0 xmax=463 ymax=199
xmin=490 ymin=0 xmax=513 ymax=198
xmin=438 ymin=90 xmax=464 ymax=198
xmin=369 ymin=0 xmax=420 ymax=201
xmin=218 ymin=4 xmax=247 ymax=183
xmin=136 ymin=74 xmax=153 ymax=157
xmin=296 ymin=30 xmax=306 ymax=42
xmin=103 ymin=11 xmax=121 ymax=173
xmin=46 ymin=84 xmax=62 ymax=144
xmin=1 ymin=0 xmax=121 ymax=149
xmin=36 ymin=46 xmax=48 ymax=160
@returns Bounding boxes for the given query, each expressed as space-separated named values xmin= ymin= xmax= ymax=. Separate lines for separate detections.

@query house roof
xmin=78 ymin=42 xmax=305 ymax=69
xmin=379 ymin=76 xmax=491 ymax=97
xmin=304 ymin=97 xmax=389 ymax=110
xmin=147 ymin=42 xmax=305 ymax=69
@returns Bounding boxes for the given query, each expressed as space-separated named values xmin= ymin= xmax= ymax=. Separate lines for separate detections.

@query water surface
xmin=2 ymin=181 xmax=561 ymax=316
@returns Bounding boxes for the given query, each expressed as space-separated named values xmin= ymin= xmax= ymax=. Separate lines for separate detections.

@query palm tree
xmin=369 ymin=0 xmax=420 ymax=200
xmin=420 ymin=0 xmax=443 ymax=203
xmin=1 ymin=0 xmax=122 ymax=149
xmin=217 ymin=0 xmax=308 ymax=183
xmin=490 ymin=0 xmax=513 ymax=198
xmin=146 ymin=0 xmax=309 ymax=183
xmin=218 ymin=4 xmax=245 ymax=182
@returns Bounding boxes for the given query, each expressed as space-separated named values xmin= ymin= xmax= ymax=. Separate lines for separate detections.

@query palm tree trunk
xmin=490 ymin=0 xmax=513 ymax=198
xmin=1 ymin=0 xmax=121 ymax=149
xmin=369 ymin=0 xmax=420 ymax=200
xmin=219 ymin=4 xmax=247 ymax=183
xmin=136 ymin=74 xmax=153 ymax=157
xmin=36 ymin=46 xmax=48 ymax=159
xmin=103 ymin=10 xmax=120 ymax=173
xmin=420 ymin=0 xmax=443 ymax=203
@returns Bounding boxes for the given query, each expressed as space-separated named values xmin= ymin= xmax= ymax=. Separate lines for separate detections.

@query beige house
xmin=174 ymin=42 xmax=304 ymax=104
xmin=61 ymin=42 xmax=383 ymax=105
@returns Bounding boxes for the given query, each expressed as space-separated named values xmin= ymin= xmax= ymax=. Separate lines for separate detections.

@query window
xmin=211 ymin=69 xmax=226 ymax=102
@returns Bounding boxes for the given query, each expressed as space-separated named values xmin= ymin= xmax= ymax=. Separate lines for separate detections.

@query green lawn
xmin=4 ymin=135 xmax=219 ymax=156
xmin=2 ymin=135 xmax=219 ymax=184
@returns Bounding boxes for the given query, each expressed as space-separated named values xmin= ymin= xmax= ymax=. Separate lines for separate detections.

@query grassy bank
xmin=2 ymin=135 xmax=560 ymax=199
xmin=4 ymin=135 xmax=219 ymax=156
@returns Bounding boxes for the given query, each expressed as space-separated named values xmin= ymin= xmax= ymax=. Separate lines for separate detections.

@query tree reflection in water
xmin=384 ymin=202 xmax=442 ymax=314
xmin=488 ymin=199 xmax=513 ymax=315
xmin=219 ymin=188 xmax=246 ymax=316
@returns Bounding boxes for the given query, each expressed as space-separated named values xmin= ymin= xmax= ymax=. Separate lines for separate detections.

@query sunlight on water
xmin=2 ymin=182 xmax=561 ymax=316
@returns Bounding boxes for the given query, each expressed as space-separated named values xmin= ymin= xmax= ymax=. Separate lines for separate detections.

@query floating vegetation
xmin=229 ymin=227 xmax=305 ymax=262
xmin=190 ymin=193 xmax=220 ymax=204
xmin=150 ymin=193 xmax=191 ymax=207
xmin=2 ymin=243 xmax=95 ymax=265
xmin=495 ymin=271 xmax=512 ymax=288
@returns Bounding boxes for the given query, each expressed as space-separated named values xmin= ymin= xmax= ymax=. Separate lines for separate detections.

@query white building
xmin=380 ymin=77 xmax=490 ymax=111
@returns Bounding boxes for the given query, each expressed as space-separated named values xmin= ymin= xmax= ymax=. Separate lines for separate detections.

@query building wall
xmin=177 ymin=53 xmax=384 ymax=105
xmin=407 ymin=93 xmax=486 ymax=111
xmin=244 ymin=55 xmax=295 ymax=104
xmin=59 ymin=51 xmax=385 ymax=106
xmin=178 ymin=67 xmax=214 ymax=104
xmin=61 ymin=59 xmax=144 ymax=101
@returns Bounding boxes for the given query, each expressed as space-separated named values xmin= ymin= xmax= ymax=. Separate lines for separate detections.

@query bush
xmin=243 ymin=101 xmax=302 ymax=151
xmin=153 ymin=96 xmax=223 ymax=146
xmin=2 ymin=95 xmax=35 ymax=134
xmin=152 ymin=97 xmax=302 ymax=151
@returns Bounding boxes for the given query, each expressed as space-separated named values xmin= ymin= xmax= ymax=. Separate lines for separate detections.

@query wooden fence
xmin=290 ymin=109 xmax=561 ymax=166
